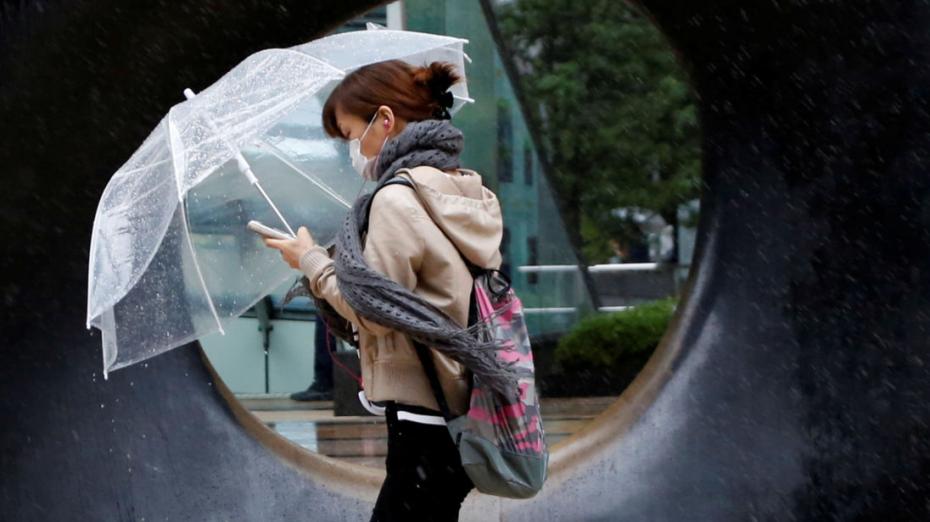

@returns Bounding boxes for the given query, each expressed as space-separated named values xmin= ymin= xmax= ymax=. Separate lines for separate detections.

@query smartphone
xmin=247 ymin=220 xmax=293 ymax=240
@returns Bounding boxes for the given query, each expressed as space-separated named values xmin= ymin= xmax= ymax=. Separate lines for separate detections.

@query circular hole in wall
xmin=199 ymin=0 xmax=699 ymax=473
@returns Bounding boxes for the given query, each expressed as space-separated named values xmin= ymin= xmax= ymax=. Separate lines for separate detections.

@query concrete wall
xmin=3 ymin=1 xmax=930 ymax=520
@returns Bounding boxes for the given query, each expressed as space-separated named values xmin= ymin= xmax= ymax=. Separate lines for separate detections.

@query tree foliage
xmin=498 ymin=0 xmax=701 ymax=262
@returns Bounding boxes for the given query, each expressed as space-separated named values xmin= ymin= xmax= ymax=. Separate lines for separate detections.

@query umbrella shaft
xmin=254 ymin=182 xmax=296 ymax=237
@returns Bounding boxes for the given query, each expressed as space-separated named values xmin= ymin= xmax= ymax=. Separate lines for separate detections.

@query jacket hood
xmin=397 ymin=166 xmax=503 ymax=270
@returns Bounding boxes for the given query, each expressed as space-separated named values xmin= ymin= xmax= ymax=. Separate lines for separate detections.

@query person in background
xmin=289 ymin=312 xmax=335 ymax=401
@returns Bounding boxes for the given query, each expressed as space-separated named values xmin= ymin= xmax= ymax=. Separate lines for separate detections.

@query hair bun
xmin=413 ymin=62 xmax=461 ymax=116
xmin=323 ymin=59 xmax=464 ymax=136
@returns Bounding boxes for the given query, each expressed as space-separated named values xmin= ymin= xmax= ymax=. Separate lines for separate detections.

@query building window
xmin=527 ymin=236 xmax=538 ymax=285
xmin=524 ymin=144 xmax=534 ymax=186
xmin=497 ymin=100 xmax=513 ymax=183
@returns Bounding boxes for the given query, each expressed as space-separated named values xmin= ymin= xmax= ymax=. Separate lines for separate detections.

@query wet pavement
xmin=240 ymin=396 xmax=616 ymax=468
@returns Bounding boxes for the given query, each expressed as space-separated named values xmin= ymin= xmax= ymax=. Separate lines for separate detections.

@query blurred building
xmin=331 ymin=3 xmax=403 ymax=33
xmin=404 ymin=0 xmax=595 ymax=333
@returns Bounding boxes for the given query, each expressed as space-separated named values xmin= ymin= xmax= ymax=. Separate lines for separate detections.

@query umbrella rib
xmin=103 ymin=173 xmax=174 ymax=215
xmin=275 ymin=47 xmax=347 ymax=78
xmin=113 ymin=158 xmax=173 ymax=178
xmin=178 ymin=198 xmax=226 ymax=336
xmin=256 ymin=139 xmax=352 ymax=208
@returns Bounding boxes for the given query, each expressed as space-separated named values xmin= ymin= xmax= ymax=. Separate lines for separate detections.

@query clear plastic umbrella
xmin=86 ymin=26 xmax=472 ymax=377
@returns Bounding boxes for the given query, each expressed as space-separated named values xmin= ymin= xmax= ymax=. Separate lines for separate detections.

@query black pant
xmin=313 ymin=313 xmax=334 ymax=390
xmin=370 ymin=402 xmax=474 ymax=521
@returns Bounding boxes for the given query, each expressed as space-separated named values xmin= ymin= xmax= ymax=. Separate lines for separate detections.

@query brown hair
xmin=322 ymin=59 xmax=461 ymax=139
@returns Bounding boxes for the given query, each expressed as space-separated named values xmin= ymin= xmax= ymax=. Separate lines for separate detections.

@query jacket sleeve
xmin=298 ymin=185 xmax=426 ymax=337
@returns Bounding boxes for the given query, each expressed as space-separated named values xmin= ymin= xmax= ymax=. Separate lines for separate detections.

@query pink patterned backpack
xmin=449 ymin=268 xmax=549 ymax=497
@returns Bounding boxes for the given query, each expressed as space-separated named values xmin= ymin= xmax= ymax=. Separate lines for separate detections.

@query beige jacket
xmin=298 ymin=166 xmax=504 ymax=416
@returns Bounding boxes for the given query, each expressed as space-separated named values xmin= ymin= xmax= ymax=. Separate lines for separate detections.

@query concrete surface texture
xmin=2 ymin=1 xmax=929 ymax=520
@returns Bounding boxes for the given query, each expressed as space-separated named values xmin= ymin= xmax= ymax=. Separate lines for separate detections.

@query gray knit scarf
xmin=284 ymin=119 xmax=518 ymax=398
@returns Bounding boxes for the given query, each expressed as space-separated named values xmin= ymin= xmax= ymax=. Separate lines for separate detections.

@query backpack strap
xmin=362 ymin=172 xmax=480 ymax=421
xmin=326 ymin=177 xmax=419 ymax=389
xmin=360 ymin=176 xmax=415 ymax=236
xmin=412 ymin=340 xmax=454 ymax=421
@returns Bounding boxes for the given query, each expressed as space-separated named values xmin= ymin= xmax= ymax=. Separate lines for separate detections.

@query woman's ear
xmin=378 ymin=105 xmax=395 ymax=134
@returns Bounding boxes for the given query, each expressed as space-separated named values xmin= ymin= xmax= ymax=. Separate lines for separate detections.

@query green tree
xmin=497 ymin=0 xmax=701 ymax=262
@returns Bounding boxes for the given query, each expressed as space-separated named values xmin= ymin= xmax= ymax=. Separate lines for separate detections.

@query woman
xmin=262 ymin=59 xmax=513 ymax=521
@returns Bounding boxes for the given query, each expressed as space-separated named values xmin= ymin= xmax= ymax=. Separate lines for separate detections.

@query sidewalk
xmin=240 ymin=396 xmax=616 ymax=468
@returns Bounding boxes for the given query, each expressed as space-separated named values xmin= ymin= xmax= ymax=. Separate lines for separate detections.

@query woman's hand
xmin=262 ymin=226 xmax=317 ymax=270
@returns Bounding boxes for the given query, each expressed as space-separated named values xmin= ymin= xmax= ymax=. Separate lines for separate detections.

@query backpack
xmin=368 ymin=174 xmax=549 ymax=499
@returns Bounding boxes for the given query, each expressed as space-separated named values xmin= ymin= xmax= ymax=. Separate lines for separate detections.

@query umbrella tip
xmin=183 ymin=88 xmax=196 ymax=100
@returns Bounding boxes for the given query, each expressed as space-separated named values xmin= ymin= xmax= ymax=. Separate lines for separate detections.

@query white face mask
xmin=348 ymin=113 xmax=388 ymax=181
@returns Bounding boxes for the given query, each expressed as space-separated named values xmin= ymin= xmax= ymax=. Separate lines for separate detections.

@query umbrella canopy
xmin=86 ymin=27 xmax=472 ymax=377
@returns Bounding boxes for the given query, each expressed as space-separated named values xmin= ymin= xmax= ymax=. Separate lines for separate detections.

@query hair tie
xmin=433 ymin=90 xmax=454 ymax=120
xmin=438 ymin=90 xmax=454 ymax=109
